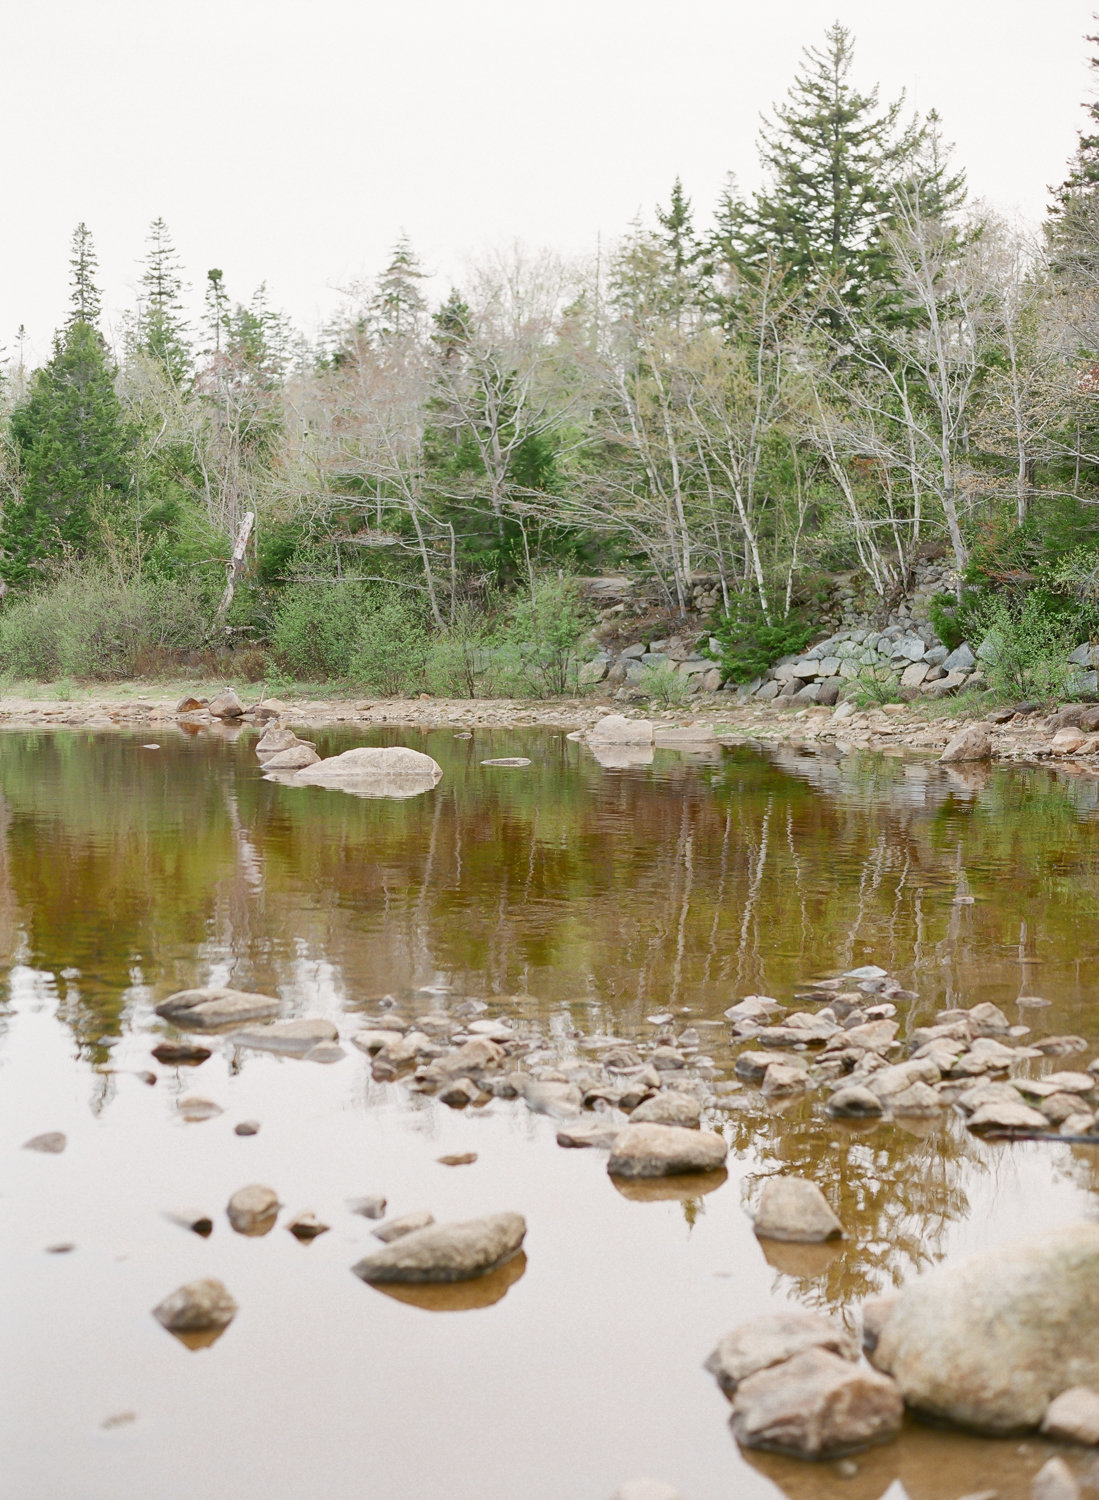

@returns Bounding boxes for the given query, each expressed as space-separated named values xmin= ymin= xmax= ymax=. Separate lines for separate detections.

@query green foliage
xmin=7 ymin=321 xmax=133 ymax=582
xmin=0 ymin=566 xmax=212 ymax=680
xmin=424 ymin=602 xmax=495 ymax=698
xmin=849 ymin=665 xmax=904 ymax=707
xmin=269 ymin=583 xmax=376 ymax=679
xmin=494 ymin=574 xmax=592 ymax=697
xmin=970 ymin=594 xmax=1077 ymax=702
xmin=347 ymin=595 xmax=429 ymax=695
xmin=927 ymin=591 xmax=968 ymax=651
xmin=709 ymin=595 xmax=817 ymax=683
xmin=637 ymin=660 xmax=694 ymax=707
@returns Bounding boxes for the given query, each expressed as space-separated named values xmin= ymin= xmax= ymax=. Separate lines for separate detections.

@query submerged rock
xmin=372 ymin=1211 xmax=435 ymax=1243
xmin=706 ymin=1313 xmax=859 ymax=1397
xmin=155 ymin=987 xmax=281 ymax=1030
xmin=607 ymin=1123 xmax=727 ymax=1178
xmin=177 ymin=1095 xmax=223 ymax=1122
xmin=826 ymin=1086 xmax=884 ymax=1119
xmin=753 ymin=1178 xmax=844 ymax=1243
xmin=153 ymin=1278 xmax=237 ymax=1335
xmin=226 ymin=1184 xmax=280 ymax=1236
xmin=871 ymin=1222 xmax=1099 ymax=1432
xmin=730 ymin=1346 xmax=904 ymax=1458
xmin=347 ymin=1195 xmax=387 ymax=1220
xmin=352 ymin=1212 xmax=526 ymax=1283
xmin=151 ymin=1041 xmax=211 ymax=1066
xmin=23 ymin=1132 xmax=66 ymax=1154
xmin=557 ymin=1119 xmax=624 ymax=1149
xmin=230 ymin=1017 xmax=338 ymax=1056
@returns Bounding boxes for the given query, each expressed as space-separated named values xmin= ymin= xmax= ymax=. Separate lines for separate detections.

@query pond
xmin=2 ymin=725 xmax=1098 ymax=1500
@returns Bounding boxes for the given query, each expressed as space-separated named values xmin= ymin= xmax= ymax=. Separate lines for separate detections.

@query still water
xmin=1 ymin=725 xmax=1098 ymax=1500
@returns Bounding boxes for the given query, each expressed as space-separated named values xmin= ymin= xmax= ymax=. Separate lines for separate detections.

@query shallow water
xmin=1 ymin=725 xmax=1098 ymax=1500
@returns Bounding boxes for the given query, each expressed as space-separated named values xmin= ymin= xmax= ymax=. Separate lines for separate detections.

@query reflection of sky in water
xmin=0 ymin=727 xmax=1097 ymax=1500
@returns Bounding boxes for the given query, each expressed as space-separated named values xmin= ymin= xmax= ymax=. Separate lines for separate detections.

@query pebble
xmin=1032 ymin=1457 xmax=1082 ymax=1500
xmin=287 ymin=1211 xmax=330 ymax=1241
xmin=151 ymin=1042 xmax=211 ymax=1065
xmin=153 ymin=1278 xmax=238 ymax=1335
xmin=347 ymin=1195 xmax=387 ymax=1219
xmin=226 ymin=1184 xmax=280 ymax=1235
xmin=234 ymin=1120 xmax=261 ymax=1136
xmin=1041 ymin=1387 xmax=1099 ymax=1445
xmin=437 ymin=1152 xmax=478 ymax=1166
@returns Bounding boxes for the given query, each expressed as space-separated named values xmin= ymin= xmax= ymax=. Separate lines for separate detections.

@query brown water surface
xmin=2 ymin=725 xmax=1098 ymax=1499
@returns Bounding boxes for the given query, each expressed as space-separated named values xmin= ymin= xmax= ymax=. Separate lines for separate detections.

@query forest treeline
xmin=4 ymin=22 xmax=1099 ymax=690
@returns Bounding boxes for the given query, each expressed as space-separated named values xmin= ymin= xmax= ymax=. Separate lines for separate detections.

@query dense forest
xmin=4 ymin=22 xmax=1099 ymax=693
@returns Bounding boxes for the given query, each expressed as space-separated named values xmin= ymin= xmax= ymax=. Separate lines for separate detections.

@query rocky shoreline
xmin=2 ymin=685 xmax=1099 ymax=769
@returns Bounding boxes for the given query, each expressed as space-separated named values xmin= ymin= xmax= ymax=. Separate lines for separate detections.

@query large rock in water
xmin=939 ymin=722 xmax=993 ymax=763
xmin=294 ymin=746 xmax=443 ymax=799
xmin=587 ymin=714 xmax=654 ymax=746
xmin=870 ymin=1222 xmax=1099 ymax=1432
xmin=208 ymin=688 xmax=244 ymax=719
xmin=261 ymin=744 xmax=320 ymax=770
xmin=729 ymin=1347 xmax=904 ymax=1458
xmin=753 ymin=1178 xmax=844 ymax=1243
xmin=155 ymin=987 xmax=281 ymax=1029
xmin=607 ymin=1123 xmax=727 ymax=1178
xmin=351 ymin=1212 xmax=526 ymax=1283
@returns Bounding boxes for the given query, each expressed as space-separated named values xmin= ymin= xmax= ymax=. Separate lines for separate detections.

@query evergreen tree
xmin=132 ymin=218 xmax=191 ymax=384
xmin=430 ymin=287 xmax=472 ymax=361
xmin=1048 ymin=29 xmax=1099 ymax=284
xmin=68 ymin=222 xmax=102 ymax=326
xmin=654 ymin=177 xmax=702 ymax=325
xmin=735 ymin=24 xmax=925 ymax=316
xmin=203 ymin=268 xmax=230 ymax=357
xmin=370 ymin=235 xmax=428 ymax=339
xmin=7 ymin=310 xmax=131 ymax=583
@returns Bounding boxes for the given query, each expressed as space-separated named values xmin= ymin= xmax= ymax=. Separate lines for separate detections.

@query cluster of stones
xmin=579 ymin=634 xmax=723 ymax=695
xmin=733 ymin=625 xmax=979 ymax=706
xmin=724 ymin=967 xmax=1099 ymax=1139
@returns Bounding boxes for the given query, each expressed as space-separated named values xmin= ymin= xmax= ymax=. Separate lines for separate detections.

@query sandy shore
xmin=0 ymin=683 xmax=1094 ymax=767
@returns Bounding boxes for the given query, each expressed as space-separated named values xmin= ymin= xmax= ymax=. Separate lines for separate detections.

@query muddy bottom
xmin=1 ymin=725 xmax=1097 ymax=1500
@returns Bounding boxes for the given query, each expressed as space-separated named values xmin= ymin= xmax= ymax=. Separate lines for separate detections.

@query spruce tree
xmin=6 ymin=227 xmax=131 ymax=582
xmin=736 ymin=23 xmax=924 ymax=316
xmin=1048 ymin=30 xmax=1099 ymax=282
xmin=371 ymin=235 xmax=428 ymax=339
xmin=654 ymin=177 xmax=700 ymax=324
xmin=133 ymin=218 xmax=191 ymax=384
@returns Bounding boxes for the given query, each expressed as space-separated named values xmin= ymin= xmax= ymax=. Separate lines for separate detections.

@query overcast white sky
xmin=2 ymin=0 xmax=1095 ymax=363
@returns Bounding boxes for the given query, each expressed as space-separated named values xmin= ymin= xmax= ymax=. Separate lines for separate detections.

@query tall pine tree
xmin=370 ymin=235 xmax=428 ymax=339
xmin=1048 ymin=29 xmax=1099 ymax=284
xmin=132 ymin=217 xmax=191 ymax=383
xmin=6 ymin=225 xmax=131 ymax=583
xmin=733 ymin=24 xmax=925 ymax=317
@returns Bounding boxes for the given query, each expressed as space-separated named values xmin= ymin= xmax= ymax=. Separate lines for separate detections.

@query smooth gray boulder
xmin=255 ymin=727 xmax=302 ymax=759
xmin=607 ymin=1123 xmax=727 ymax=1178
xmin=155 ymin=987 xmax=281 ymax=1029
xmin=352 ymin=1212 xmax=526 ymax=1283
xmin=153 ymin=1278 xmax=237 ymax=1334
xmin=871 ymin=1222 xmax=1099 ymax=1432
xmin=372 ymin=1211 xmax=434 ymax=1242
xmin=943 ymin=643 xmax=977 ymax=673
xmin=706 ymin=1312 xmax=858 ymax=1397
xmin=730 ymin=1347 xmax=904 ymax=1457
xmin=967 ymin=1099 xmax=1049 ymax=1134
xmin=294 ymin=746 xmax=443 ymax=799
xmin=753 ymin=1177 xmax=844 ymax=1243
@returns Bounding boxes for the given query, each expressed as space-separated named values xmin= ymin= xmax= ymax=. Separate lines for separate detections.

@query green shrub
xmin=347 ymin=595 xmax=429 ymax=695
xmin=972 ymin=594 xmax=1076 ymax=702
xmin=0 ymin=568 xmax=211 ymax=681
xmin=709 ymin=595 xmax=816 ymax=684
xmin=424 ymin=603 xmax=494 ymax=698
xmin=637 ymin=661 xmax=694 ymax=707
xmin=269 ymin=583 xmax=376 ymax=679
xmin=494 ymin=574 xmax=592 ymax=698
